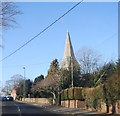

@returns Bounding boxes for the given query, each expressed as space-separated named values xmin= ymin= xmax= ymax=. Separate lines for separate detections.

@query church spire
xmin=63 ymin=32 xmax=75 ymax=60
xmin=60 ymin=32 xmax=80 ymax=70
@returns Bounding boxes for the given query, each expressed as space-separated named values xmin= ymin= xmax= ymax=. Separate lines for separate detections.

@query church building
xmin=60 ymin=32 xmax=80 ymax=72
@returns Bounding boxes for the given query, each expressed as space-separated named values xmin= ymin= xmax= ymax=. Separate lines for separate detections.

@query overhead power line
xmin=98 ymin=33 xmax=117 ymax=46
xmin=0 ymin=0 xmax=84 ymax=62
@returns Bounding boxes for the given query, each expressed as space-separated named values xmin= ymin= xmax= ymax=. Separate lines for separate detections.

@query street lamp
xmin=23 ymin=67 xmax=26 ymax=101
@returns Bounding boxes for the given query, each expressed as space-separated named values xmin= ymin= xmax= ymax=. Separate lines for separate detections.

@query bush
xmin=94 ymin=85 xmax=104 ymax=100
xmin=68 ymin=87 xmax=74 ymax=100
xmin=61 ymin=91 xmax=64 ymax=100
xmin=61 ymin=85 xmax=104 ymax=110
xmin=61 ymin=88 xmax=68 ymax=100
xmin=61 ymin=87 xmax=84 ymax=100
xmin=82 ymin=85 xmax=104 ymax=110
xmin=74 ymin=87 xmax=84 ymax=100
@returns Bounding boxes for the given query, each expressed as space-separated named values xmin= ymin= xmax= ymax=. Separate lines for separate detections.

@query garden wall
xmin=61 ymin=100 xmax=86 ymax=109
xmin=61 ymin=86 xmax=120 ymax=114
xmin=21 ymin=98 xmax=52 ymax=105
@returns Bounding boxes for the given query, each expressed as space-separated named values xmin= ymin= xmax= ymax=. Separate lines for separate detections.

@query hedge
xmin=74 ymin=87 xmax=83 ymax=100
xmin=82 ymin=85 xmax=104 ymax=110
xmin=68 ymin=87 xmax=74 ymax=100
xmin=61 ymin=85 xmax=104 ymax=110
xmin=61 ymin=89 xmax=68 ymax=100
xmin=61 ymin=87 xmax=84 ymax=100
xmin=82 ymin=85 xmax=104 ymax=100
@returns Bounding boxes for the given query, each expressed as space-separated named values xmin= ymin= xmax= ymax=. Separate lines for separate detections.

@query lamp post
xmin=23 ymin=67 xmax=26 ymax=101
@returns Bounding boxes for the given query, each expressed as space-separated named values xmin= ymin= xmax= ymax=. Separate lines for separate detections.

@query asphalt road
xmin=1 ymin=101 xmax=113 ymax=116
xmin=1 ymin=101 xmax=60 ymax=116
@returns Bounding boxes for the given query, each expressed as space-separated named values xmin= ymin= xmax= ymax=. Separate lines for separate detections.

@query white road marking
xmin=14 ymin=102 xmax=22 ymax=116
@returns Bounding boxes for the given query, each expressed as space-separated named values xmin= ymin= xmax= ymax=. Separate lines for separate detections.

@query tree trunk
xmin=51 ymin=92 xmax=56 ymax=105
xmin=103 ymin=84 xmax=109 ymax=113
xmin=57 ymin=86 xmax=61 ymax=106
xmin=106 ymin=104 xmax=109 ymax=113
xmin=112 ymin=101 xmax=116 ymax=114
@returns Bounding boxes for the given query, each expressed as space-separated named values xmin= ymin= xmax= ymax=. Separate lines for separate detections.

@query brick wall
xmin=116 ymin=100 xmax=120 ymax=114
xmin=99 ymin=102 xmax=106 ymax=113
xmin=70 ymin=100 xmax=75 ymax=108
xmin=61 ymin=100 xmax=85 ymax=109
xmin=61 ymin=100 xmax=120 ymax=114
xmin=22 ymin=98 xmax=52 ymax=105
xmin=76 ymin=100 xmax=86 ymax=109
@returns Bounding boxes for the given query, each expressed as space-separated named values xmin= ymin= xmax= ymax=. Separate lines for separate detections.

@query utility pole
xmin=23 ymin=67 xmax=26 ymax=101
xmin=71 ymin=56 xmax=73 ymax=87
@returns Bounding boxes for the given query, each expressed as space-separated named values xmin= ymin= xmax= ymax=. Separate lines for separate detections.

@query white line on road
xmin=14 ymin=102 xmax=22 ymax=116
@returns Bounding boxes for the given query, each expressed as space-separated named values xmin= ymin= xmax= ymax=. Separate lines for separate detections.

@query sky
xmin=1 ymin=2 xmax=118 ymax=86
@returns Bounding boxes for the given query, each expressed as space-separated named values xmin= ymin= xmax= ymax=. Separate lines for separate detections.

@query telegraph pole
xmin=71 ymin=56 xmax=73 ymax=87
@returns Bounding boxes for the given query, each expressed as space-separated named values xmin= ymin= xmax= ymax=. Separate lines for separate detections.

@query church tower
xmin=60 ymin=32 xmax=80 ymax=71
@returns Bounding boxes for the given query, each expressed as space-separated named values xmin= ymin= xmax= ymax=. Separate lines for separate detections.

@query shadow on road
xmin=1 ymin=101 xmax=118 ymax=116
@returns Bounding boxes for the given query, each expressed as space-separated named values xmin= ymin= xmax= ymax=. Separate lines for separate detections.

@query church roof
xmin=60 ymin=32 xmax=80 ymax=70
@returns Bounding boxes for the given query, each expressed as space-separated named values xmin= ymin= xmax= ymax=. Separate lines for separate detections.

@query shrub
xmin=68 ymin=87 xmax=74 ymax=100
xmin=61 ymin=87 xmax=84 ymax=100
xmin=61 ymin=91 xmax=64 ymax=100
xmin=61 ymin=88 xmax=68 ymax=100
xmin=94 ymin=85 xmax=104 ymax=100
xmin=82 ymin=85 xmax=104 ymax=110
xmin=74 ymin=87 xmax=84 ymax=100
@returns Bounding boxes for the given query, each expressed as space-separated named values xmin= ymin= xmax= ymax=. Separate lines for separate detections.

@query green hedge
xmin=61 ymin=85 xmax=104 ymax=110
xmin=61 ymin=85 xmax=116 ymax=111
xmin=82 ymin=85 xmax=104 ymax=100
xmin=82 ymin=85 xmax=104 ymax=110
xmin=68 ymin=87 xmax=74 ymax=100
xmin=74 ymin=87 xmax=83 ymax=100
xmin=61 ymin=89 xmax=68 ymax=100
xmin=61 ymin=87 xmax=84 ymax=100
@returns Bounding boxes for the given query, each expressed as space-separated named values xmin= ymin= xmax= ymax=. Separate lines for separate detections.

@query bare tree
xmin=0 ymin=2 xmax=21 ymax=28
xmin=10 ymin=74 xmax=24 ymax=87
xmin=2 ymin=74 xmax=24 ymax=95
xmin=76 ymin=47 xmax=102 ymax=74
xmin=2 ymin=80 xmax=13 ymax=95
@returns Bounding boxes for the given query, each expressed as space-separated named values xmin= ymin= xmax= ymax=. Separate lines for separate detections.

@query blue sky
xmin=1 ymin=2 xmax=118 ymax=85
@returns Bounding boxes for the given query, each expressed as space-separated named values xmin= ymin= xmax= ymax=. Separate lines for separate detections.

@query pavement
xmin=18 ymin=101 xmax=114 ymax=116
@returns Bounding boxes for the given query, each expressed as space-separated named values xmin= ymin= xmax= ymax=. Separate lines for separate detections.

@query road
xmin=1 ymin=101 xmax=59 ymax=116
xmin=1 ymin=101 xmax=112 ymax=116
